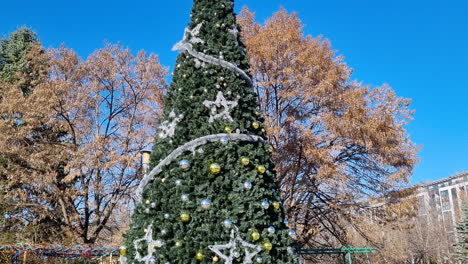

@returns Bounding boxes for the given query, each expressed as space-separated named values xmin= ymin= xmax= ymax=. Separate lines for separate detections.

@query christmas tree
xmin=122 ymin=0 xmax=297 ymax=263
xmin=455 ymin=203 xmax=468 ymax=262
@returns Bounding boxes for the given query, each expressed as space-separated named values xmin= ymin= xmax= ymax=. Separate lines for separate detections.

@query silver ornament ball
xmin=233 ymin=251 xmax=241 ymax=258
xmin=181 ymin=194 xmax=189 ymax=201
xmin=201 ymin=199 xmax=211 ymax=209
xmin=220 ymin=137 xmax=229 ymax=144
xmin=150 ymin=202 xmax=157 ymax=208
xmin=268 ymin=226 xmax=276 ymax=234
xmin=261 ymin=201 xmax=270 ymax=209
xmin=223 ymin=219 xmax=233 ymax=228
xmin=256 ymin=257 xmax=263 ymax=263
xmin=288 ymin=229 xmax=297 ymax=238
xmin=161 ymin=229 xmax=167 ymax=235
xmin=175 ymin=179 xmax=183 ymax=186
xmin=164 ymin=213 xmax=170 ymax=219
xmin=243 ymin=182 xmax=253 ymax=190
xmin=179 ymin=160 xmax=190 ymax=170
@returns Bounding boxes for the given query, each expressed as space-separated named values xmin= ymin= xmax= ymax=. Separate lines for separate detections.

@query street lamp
xmin=140 ymin=149 xmax=152 ymax=175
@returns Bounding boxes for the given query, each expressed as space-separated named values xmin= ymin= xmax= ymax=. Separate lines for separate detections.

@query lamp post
xmin=140 ymin=149 xmax=151 ymax=175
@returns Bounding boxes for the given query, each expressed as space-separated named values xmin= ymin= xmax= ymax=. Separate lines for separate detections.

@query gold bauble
xmin=119 ymin=246 xmax=127 ymax=256
xmin=175 ymin=241 xmax=183 ymax=247
xmin=273 ymin=202 xmax=281 ymax=210
xmin=180 ymin=212 xmax=191 ymax=222
xmin=209 ymin=163 xmax=221 ymax=175
xmin=240 ymin=157 xmax=250 ymax=166
xmin=262 ymin=241 xmax=273 ymax=251
xmin=145 ymin=200 xmax=150 ymax=204
xmin=195 ymin=250 xmax=204 ymax=260
xmin=256 ymin=165 xmax=266 ymax=174
xmin=252 ymin=121 xmax=260 ymax=129
xmin=224 ymin=125 xmax=233 ymax=134
xmin=266 ymin=145 xmax=274 ymax=153
xmin=250 ymin=230 xmax=261 ymax=241
xmin=212 ymin=256 xmax=219 ymax=262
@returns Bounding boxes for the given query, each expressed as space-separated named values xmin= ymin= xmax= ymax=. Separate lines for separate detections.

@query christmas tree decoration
xmin=180 ymin=212 xmax=191 ymax=222
xmin=250 ymin=230 xmax=261 ymax=241
xmin=209 ymin=162 xmax=222 ymax=175
xmin=195 ymin=250 xmax=204 ymax=260
xmin=203 ymin=91 xmax=238 ymax=123
xmin=273 ymin=202 xmax=281 ymax=210
xmin=240 ymin=157 xmax=250 ymax=166
xmin=256 ymin=256 xmax=263 ymax=263
xmin=256 ymin=165 xmax=266 ymax=174
xmin=179 ymin=159 xmax=190 ymax=169
xmin=220 ymin=137 xmax=230 ymax=144
xmin=223 ymin=219 xmax=233 ymax=228
xmin=251 ymin=121 xmax=260 ymax=129
xmin=267 ymin=226 xmax=276 ymax=234
xmin=224 ymin=125 xmax=234 ymax=134
xmin=119 ymin=245 xmax=127 ymax=256
xmin=262 ymin=241 xmax=273 ymax=251
xmin=123 ymin=0 xmax=296 ymax=263
xmin=208 ymin=228 xmax=262 ymax=264
xmin=288 ymin=230 xmax=296 ymax=238
xmin=201 ymin=199 xmax=212 ymax=209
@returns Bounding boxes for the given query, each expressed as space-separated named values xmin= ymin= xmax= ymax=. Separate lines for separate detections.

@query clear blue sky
xmin=1 ymin=0 xmax=466 ymax=184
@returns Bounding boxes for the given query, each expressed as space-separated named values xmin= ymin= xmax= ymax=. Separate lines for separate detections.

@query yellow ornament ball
xmin=256 ymin=165 xmax=266 ymax=174
xmin=252 ymin=121 xmax=260 ymax=129
xmin=209 ymin=163 xmax=221 ymax=175
xmin=240 ymin=157 xmax=250 ymax=166
xmin=180 ymin=212 xmax=191 ymax=222
xmin=224 ymin=125 xmax=233 ymax=134
xmin=175 ymin=241 xmax=183 ymax=248
xmin=195 ymin=250 xmax=204 ymax=260
xmin=212 ymin=256 xmax=219 ymax=262
xmin=263 ymin=241 xmax=273 ymax=251
xmin=273 ymin=202 xmax=281 ymax=210
xmin=119 ymin=246 xmax=127 ymax=256
xmin=250 ymin=230 xmax=261 ymax=241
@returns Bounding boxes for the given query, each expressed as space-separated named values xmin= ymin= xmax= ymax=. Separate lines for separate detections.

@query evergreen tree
xmin=455 ymin=203 xmax=468 ymax=262
xmin=123 ymin=0 xmax=297 ymax=263
xmin=0 ymin=27 xmax=40 ymax=94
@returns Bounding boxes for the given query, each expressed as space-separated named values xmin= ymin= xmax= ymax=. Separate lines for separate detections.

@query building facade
xmin=416 ymin=171 xmax=468 ymax=243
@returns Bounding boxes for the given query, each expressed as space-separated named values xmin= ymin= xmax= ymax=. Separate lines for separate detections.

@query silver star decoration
xmin=208 ymin=227 xmax=262 ymax=264
xmin=203 ymin=91 xmax=238 ymax=123
xmin=133 ymin=223 xmax=164 ymax=264
xmin=158 ymin=110 xmax=182 ymax=139
xmin=173 ymin=23 xmax=204 ymax=51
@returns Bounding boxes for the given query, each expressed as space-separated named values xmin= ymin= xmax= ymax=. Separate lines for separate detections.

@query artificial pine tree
xmin=122 ymin=0 xmax=297 ymax=263
xmin=455 ymin=203 xmax=468 ymax=262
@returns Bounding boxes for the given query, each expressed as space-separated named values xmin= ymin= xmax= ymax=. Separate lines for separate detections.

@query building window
xmin=441 ymin=190 xmax=450 ymax=211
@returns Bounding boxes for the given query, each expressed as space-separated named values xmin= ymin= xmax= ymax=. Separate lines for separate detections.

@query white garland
xmin=203 ymin=91 xmax=238 ymax=123
xmin=173 ymin=27 xmax=253 ymax=87
xmin=208 ymin=227 xmax=262 ymax=264
xmin=135 ymin=133 xmax=264 ymax=203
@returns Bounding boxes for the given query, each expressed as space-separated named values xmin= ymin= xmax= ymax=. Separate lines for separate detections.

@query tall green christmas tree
xmin=122 ymin=0 xmax=297 ymax=263
xmin=455 ymin=203 xmax=468 ymax=262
